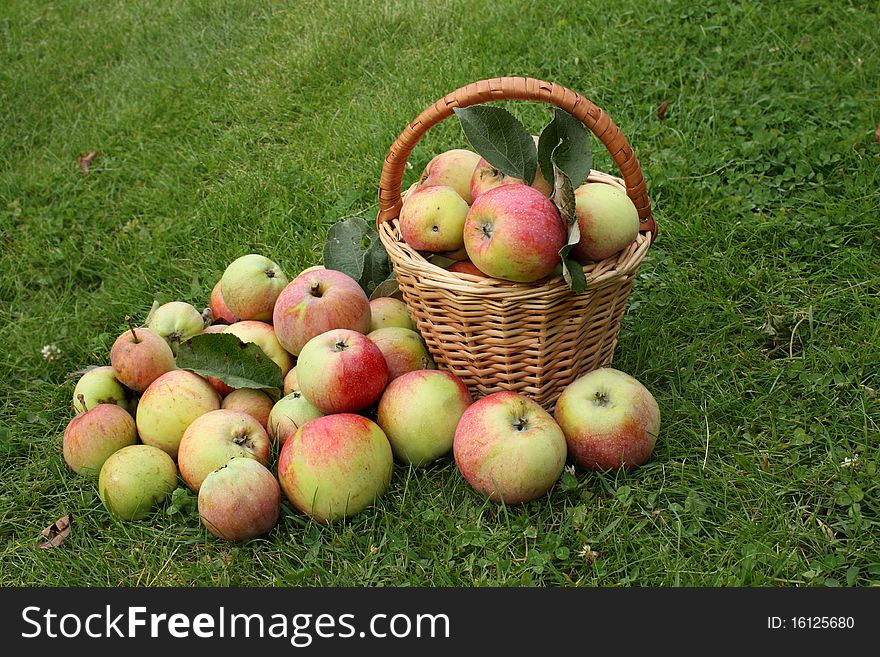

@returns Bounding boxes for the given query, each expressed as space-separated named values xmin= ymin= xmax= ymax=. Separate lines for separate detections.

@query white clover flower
xmin=564 ymin=464 xmax=576 ymax=475
xmin=41 ymin=344 xmax=62 ymax=361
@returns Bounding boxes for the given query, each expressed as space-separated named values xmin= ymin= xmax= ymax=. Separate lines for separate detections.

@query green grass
xmin=1 ymin=0 xmax=878 ymax=587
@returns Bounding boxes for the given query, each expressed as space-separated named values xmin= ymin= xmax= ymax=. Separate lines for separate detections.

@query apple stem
xmin=125 ymin=316 xmax=140 ymax=344
xmin=309 ymin=281 xmax=322 ymax=298
xmin=77 ymin=393 xmax=87 ymax=412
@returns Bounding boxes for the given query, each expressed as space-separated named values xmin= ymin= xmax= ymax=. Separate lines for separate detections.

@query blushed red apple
xmin=277 ymin=414 xmax=393 ymax=523
xmin=454 ymin=391 xmax=566 ymax=504
xmin=418 ymin=148 xmax=481 ymax=203
xmin=110 ymin=326 xmax=175 ymax=393
xmin=63 ymin=403 xmax=137 ymax=476
xmin=296 ymin=329 xmax=388 ymax=414
xmin=367 ymin=327 xmax=435 ymax=382
xmin=272 ymin=268 xmax=371 ymax=356
xmin=177 ymin=409 xmax=271 ymax=492
xmin=463 ymin=184 xmax=566 ymax=283
xmin=198 ymin=457 xmax=280 ymax=541
xmin=554 ymin=368 xmax=660 ymax=470
xmin=221 ymin=388 xmax=274 ymax=429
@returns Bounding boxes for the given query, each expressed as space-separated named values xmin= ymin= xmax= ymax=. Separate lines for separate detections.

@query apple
xmin=399 ymin=185 xmax=469 ymax=252
xmin=210 ymin=281 xmax=238 ymax=324
xmin=277 ymin=413 xmax=393 ymax=523
xmin=417 ymin=148 xmax=481 ymax=204
xmin=220 ymin=254 xmax=288 ymax=321
xmin=72 ymin=366 xmax=133 ymax=414
xmin=571 ymin=183 xmax=640 ymax=262
xmin=221 ymin=388 xmax=274 ymax=429
xmin=282 ymin=366 xmax=299 ymax=395
xmin=98 ymin=444 xmax=178 ymax=520
xmin=296 ymin=329 xmax=388 ymax=414
xmin=177 ymin=409 xmax=271 ymax=492
xmin=367 ymin=327 xmax=435 ymax=382
xmin=146 ymin=301 xmax=205 ymax=352
xmin=136 ymin=369 xmax=221 ymax=458
xmin=554 ymin=367 xmax=660 ymax=470
xmin=198 ymin=457 xmax=280 ymax=541
xmin=454 ymin=391 xmax=567 ymax=504
xmin=272 ymin=268 xmax=371 ymax=356
xmin=110 ymin=325 xmax=176 ymax=393
xmin=447 ymin=260 xmax=486 ymax=277
xmin=377 ymin=370 xmax=472 ymax=466
xmin=267 ymin=391 xmax=323 ymax=445
xmin=463 ymin=184 xmax=566 ymax=283
xmin=369 ymin=297 xmax=416 ymax=332
xmin=470 ymin=155 xmax=553 ymax=201
xmin=63 ymin=404 xmax=137 ymax=476
xmin=224 ymin=320 xmax=293 ymax=376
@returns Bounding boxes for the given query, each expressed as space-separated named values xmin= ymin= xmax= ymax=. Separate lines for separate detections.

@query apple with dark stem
xmin=109 ymin=319 xmax=176 ymax=393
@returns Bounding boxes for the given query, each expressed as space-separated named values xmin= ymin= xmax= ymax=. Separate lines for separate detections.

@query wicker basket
xmin=376 ymin=77 xmax=657 ymax=410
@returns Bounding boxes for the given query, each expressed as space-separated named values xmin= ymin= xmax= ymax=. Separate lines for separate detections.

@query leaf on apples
xmin=454 ymin=105 xmax=537 ymax=184
xmin=323 ymin=215 xmax=371 ymax=282
xmin=551 ymin=155 xmax=578 ymax=226
xmin=538 ymin=108 xmax=592 ymax=192
xmin=369 ymin=274 xmax=400 ymax=300
xmin=176 ymin=333 xmax=282 ymax=391
xmin=323 ymin=215 xmax=393 ymax=297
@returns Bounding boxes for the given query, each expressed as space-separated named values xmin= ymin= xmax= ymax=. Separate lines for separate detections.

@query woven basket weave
xmin=377 ymin=77 xmax=656 ymax=410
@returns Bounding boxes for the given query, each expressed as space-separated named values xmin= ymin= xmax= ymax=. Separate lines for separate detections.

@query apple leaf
xmin=323 ymin=215 xmax=393 ymax=297
xmin=369 ymin=274 xmax=400 ymax=300
xmin=454 ymin=105 xmax=537 ymax=183
xmin=176 ymin=333 xmax=283 ymax=391
xmin=538 ymin=109 xmax=592 ymax=192
xmin=323 ymin=215 xmax=371 ymax=282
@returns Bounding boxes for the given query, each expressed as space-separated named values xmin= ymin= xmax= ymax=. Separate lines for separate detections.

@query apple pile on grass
xmin=61 ymin=104 xmax=660 ymax=543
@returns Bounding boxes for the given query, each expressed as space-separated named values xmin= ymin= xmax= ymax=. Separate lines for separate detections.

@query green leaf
xmin=454 ymin=105 xmax=537 ymax=183
xmin=369 ymin=274 xmax=399 ymax=300
xmin=323 ymin=215 xmax=392 ymax=298
xmin=538 ymin=108 xmax=592 ymax=191
xmin=557 ymin=170 xmax=585 ymax=295
xmin=323 ymin=215 xmax=371 ymax=282
xmin=176 ymin=333 xmax=282 ymax=391
xmin=359 ymin=234 xmax=391 ymax=297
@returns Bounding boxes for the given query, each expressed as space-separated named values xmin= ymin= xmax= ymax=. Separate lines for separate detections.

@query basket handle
xmin=377 ymin=76 xmax=656 ymax=239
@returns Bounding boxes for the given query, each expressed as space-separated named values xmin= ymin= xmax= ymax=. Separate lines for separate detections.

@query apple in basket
xmin=554 ymin=368 xmax=660 ymax=470
xmin=399 ymin=185 xmax=469 ymax=252
xmin=418 ymin=148 xmax=482 ymax=204
xmin=454 ymin=391 xmax=567 ymax=504
xmin=571 ymin=183 xmax=640 ymax=262
xmin=469 ymin=138 xmax=552 ymax=201
xmin=463 ymin=184 xmax=567 ymax=283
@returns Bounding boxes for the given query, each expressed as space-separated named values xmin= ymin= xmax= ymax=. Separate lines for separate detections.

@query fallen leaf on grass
xmin=78 ymin=151 xmax=101 ymax=174
xmin=40 ymin=514 xmax=72 ymax=548
xmin=657 ymin=100 xmax=670 ymax=120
